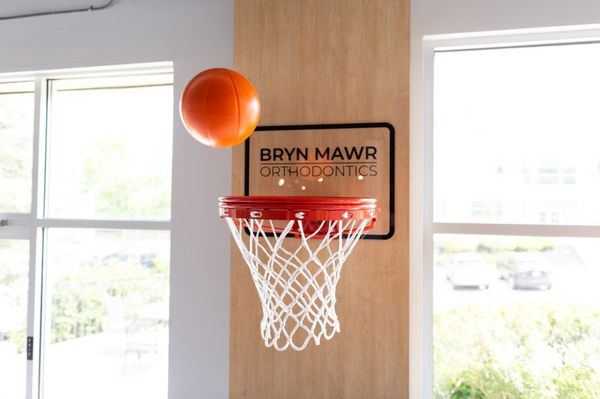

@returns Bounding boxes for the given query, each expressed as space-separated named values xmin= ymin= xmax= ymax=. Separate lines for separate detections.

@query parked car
xmin=498 ymin=252 xmax=552 ymax=290
xmin=446 ymin=253 xmax=495 ymax=289
xmin=139 ymin=252 xmax=158 ymax=267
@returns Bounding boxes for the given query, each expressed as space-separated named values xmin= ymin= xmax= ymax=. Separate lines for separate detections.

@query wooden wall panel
xmin=232 ymin=0 xmax=409 ymax=397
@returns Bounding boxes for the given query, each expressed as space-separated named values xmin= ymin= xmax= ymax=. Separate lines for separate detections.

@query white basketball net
xmin=225 ymin=217 xmax=369 ymax=351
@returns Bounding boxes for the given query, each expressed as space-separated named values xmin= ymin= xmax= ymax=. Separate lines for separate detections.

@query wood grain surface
xmin=231 ymin=0 xmax=409 ymax=397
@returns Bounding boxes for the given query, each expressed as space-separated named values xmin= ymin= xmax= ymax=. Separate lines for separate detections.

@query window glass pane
xmin=434 ymin=43 xmax=600 ymax=225
xmin=43 ymin=229 xmax=170 ymax=399
xmin=46 ymin=74 xmax=173 ymax=220
xmin=0 ymin=239 xmax=29 ymax=399
xmin=434 ymin=234 xmax=600 ymax=398
xmin=0 ymin=81 xmax=34 ymax=213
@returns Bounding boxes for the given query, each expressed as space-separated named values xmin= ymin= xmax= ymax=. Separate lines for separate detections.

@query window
xmin=434 ymin=41 xmax=600 ymax=226
xmin=429 ymin=39 xmax=600 ymax=398
xmin=0 ymin=81 xmax=34 ymax=212
xmin=0 ymin=65 xmax=173 ymax=399
xmin=0 ymin=239 xmax=29 ymax=399
xmin=470 ymin=201 xmax=503 ymax=222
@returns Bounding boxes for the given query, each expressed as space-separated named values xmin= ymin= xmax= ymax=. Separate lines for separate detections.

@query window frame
xmin=0 ymin=62 xmax=173 ymax=399
xmin=412 ymin=26 xmax=600 ymax=399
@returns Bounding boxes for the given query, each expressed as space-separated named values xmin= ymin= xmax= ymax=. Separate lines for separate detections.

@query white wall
xmin=410 ymin=1 xmax=600 ymax=398
xmin=0 ymin=0 xmax=233 ymax=398
xmin=413 ymin=0 xmax=600 ymax=37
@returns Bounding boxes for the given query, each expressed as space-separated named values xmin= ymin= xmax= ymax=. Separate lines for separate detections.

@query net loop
xmin=225 ymin=217 xmax=369 ymax=351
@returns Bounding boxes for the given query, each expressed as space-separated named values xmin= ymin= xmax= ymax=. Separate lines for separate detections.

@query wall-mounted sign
xmin=245 ymin=122 xmax=394 ymax=239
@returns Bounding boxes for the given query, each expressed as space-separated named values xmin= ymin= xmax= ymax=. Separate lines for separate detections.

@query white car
xmin=446 ymin=253 xmax=495 ymax=290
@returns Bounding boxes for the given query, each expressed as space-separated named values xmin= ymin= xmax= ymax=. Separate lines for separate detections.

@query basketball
xmin=180 ymin=68 xmax=261 ymax=148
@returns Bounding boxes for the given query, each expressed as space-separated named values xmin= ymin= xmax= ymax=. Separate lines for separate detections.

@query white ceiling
xmin=0 ymin=0 xmax=109 ymax=16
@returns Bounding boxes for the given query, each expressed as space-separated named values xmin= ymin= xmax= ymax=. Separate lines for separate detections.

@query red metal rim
xmin=219 ymin=196 xmax=377 ymax=222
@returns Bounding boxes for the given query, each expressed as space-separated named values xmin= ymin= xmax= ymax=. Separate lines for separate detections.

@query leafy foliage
xmin=435 ymin=305 xmax=600 ymax=399
xmin=50 ymin=256 xmax=169 ymax=343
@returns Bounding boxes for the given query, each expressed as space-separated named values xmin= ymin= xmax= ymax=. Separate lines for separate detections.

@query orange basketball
xmin=180 ymin=68 xmax=261 ymax=148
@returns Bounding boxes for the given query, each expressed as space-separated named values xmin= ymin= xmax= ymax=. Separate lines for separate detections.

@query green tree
xmin=83 ymin=138 xmax=170 ymax=218
xmin=435 ymin=305 xmax=600 ymax=399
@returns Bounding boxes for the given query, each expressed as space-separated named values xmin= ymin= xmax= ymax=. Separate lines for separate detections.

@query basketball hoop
xmin=219 ymin=196 xmax=376 ymax=351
